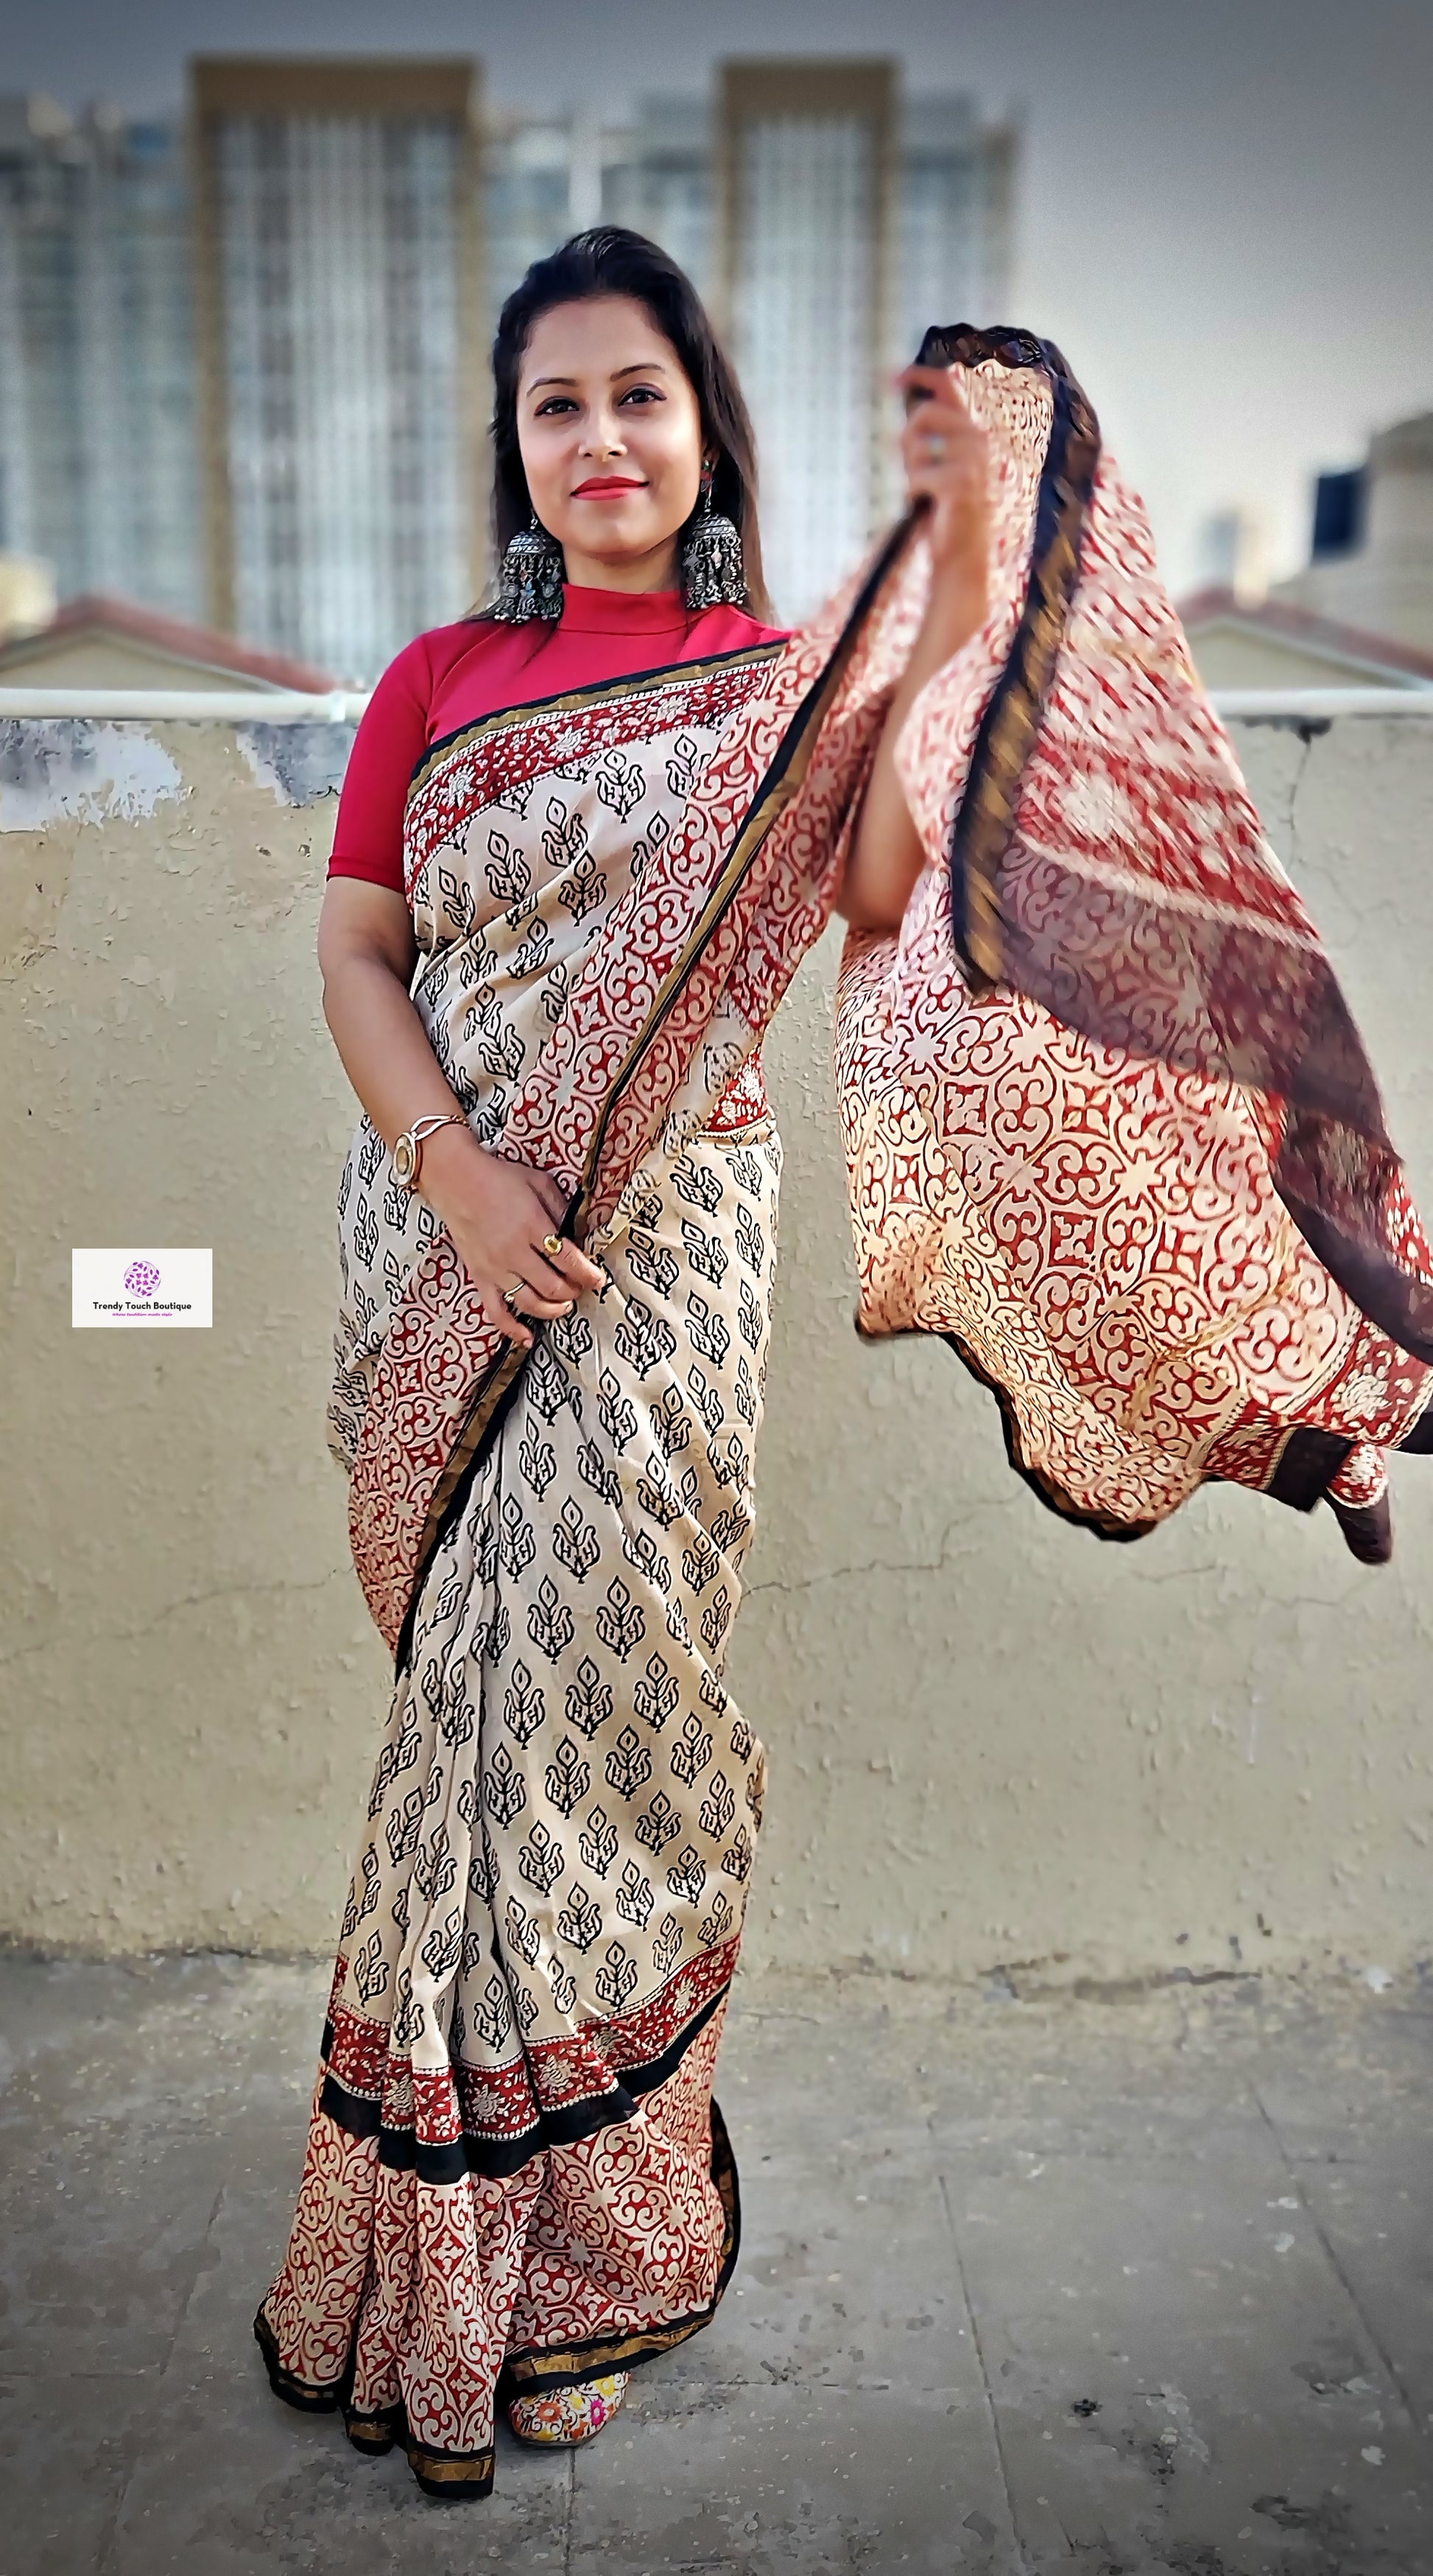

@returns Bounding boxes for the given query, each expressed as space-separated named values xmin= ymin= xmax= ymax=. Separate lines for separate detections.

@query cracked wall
xmin=1 ymin=715 xmax=1431 ymax=1974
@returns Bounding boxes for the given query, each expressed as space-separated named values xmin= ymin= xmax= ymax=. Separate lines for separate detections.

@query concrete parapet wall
xmin=1 ymin=707 xmax=1431 ymax=1980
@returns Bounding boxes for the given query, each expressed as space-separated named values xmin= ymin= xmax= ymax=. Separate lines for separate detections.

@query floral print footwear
xmin=506 ymin=2373 xmax=630 ymax=2446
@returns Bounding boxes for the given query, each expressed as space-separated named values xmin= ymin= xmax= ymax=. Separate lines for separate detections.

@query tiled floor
xmin=2 ymin=1951 xmax=1430 ymax=2573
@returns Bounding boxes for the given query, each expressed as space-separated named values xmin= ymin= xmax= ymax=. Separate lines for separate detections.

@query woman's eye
xmin=535 ymin=396 xmax=577 ymax=417
xmin=620 ymin=386 xmax=662 ymax=406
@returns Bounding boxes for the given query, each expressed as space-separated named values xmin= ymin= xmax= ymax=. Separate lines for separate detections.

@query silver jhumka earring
xmin=491 ymin=512 xmax=566 ymax=622
xmin=680 ymin=460 xmax=747 ymax=610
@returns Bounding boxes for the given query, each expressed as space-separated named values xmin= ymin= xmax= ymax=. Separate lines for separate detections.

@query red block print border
xmin=320 ymin=1931 xmax=742 ymax=2183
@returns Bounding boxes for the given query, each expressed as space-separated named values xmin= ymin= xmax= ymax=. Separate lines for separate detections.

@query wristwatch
xmin=392 ymin=1112 xmax=466 ymax=1192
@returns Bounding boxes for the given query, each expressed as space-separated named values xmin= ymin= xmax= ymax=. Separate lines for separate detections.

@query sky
xmin=4 ymin=0 xmax=1431 ymax=595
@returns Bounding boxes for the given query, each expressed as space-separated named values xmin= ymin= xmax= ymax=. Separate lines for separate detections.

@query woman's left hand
xmin=898 ymin=362 xmax=991 ymax=607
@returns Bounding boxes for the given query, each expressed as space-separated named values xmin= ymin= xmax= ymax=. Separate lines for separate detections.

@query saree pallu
xmin=261 ymin=329 xmax=1433 ymax=2500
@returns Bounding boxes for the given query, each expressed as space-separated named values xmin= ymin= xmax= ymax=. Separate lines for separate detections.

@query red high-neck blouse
xmin=326 ymin=584 xmax=789 ymax=897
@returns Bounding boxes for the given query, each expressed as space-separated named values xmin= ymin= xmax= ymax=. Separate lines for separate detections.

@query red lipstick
xmin=572 ymin=475 xmax=647 ymax=497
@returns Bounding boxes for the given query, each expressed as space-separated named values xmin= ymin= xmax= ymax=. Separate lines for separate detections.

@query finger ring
xmin=541 ymin=1233 xmax=564 ymax=1258
xmin=503 ymin=1277 xmax=526 ymax=1310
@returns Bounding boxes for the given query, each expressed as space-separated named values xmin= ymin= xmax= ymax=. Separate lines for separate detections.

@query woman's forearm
xmin=320 ymin=950 xmax=493 ymax=1222
xmin=837 ymin=568 xmax=987 ymax=932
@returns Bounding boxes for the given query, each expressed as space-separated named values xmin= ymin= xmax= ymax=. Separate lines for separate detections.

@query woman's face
xmin=515 ymin=293 xmax=706 ymax=592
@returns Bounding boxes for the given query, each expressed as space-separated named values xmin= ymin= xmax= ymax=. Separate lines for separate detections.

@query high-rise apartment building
xmin=0 ymin=94 xmax=202 ymax=618
xmin=193 ymin=60 xmax=484 ymax=684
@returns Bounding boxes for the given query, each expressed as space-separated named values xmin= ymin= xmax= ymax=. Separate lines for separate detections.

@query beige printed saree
xmin=256 ymin=329 xmax=1433 ymax=2501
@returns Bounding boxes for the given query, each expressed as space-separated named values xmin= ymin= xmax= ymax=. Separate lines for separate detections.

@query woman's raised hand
xmin=419 ymin=1128 xmax=608 ymax=1350
xmin=898 ymin=362 xmax=991 ymax=608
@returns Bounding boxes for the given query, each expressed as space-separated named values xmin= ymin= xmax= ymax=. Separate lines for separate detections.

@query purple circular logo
xmin=124 ymin=1259 xmax=161 ymax=1297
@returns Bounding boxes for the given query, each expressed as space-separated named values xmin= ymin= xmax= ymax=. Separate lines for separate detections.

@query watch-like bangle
xmin=392 ymin=1112 xmax=465 ymax=1192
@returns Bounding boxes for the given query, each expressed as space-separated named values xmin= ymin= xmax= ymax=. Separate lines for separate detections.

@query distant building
xmin=487 ymin=66 xmax=1016 ymax=621
xmin=1 ymin=60 xmax=1015 ymax=670
xmin=1272 ymin=413 xmax=1433 ymax=656
xmin=0 ymin=94 xmax=202 ymax=621
xmin=0 ymin=591 xmax=336 ymax=689
xmin=191 ymin=59 xmax=485 ymax=684
xmin=1177 ymin=587 xmax=1433 ymax=692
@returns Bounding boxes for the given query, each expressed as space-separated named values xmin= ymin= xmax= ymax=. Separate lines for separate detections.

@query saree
xmin=258 ymin=329 xmax=1433 ymax=2500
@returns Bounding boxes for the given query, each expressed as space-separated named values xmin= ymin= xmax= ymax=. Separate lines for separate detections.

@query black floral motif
xmin=420 ymin=1906 xmax=462 ymax=1980
xmin=686 ymin=1364 xmax=725 ymax=1436
xmin=557 ymin=1884 xmax=603 ymax=1952
xmin=501 ymin=1662 xmax=546 ymax=1747
xmin=547 ymin=1956 xmax=577 ymax=2016
xmin=686 ymin=1294 xmax=731 ymax=1368
xmin=682 ymin=1219 xmax=728 ymax=1287
xmin=635 ymin=1454 xmax=680 ymax=1527
xmin=700 ymin=1585 xmax=733 ymax=1654
xmin=680 ymin=1531 xmax=719 ymax=1596
xmin=615 ymin=1859 xmax=655 ymax=1928
xmin=526 ymin=1340 xmax=576 ymax=1422
xmin=667 ymin=1845 xmax=707 ymax=1905
xmin=596 ymin=1368 xmax=639 ymax=1449
xmin=729 ymin=1713 xmax=754 ymax=1761
xmin=653 ymin=1386 xmax=692 ymax=1458
xmin=672 ymin=1157 xmax=723 ymax=1212
xmin=595 ymin=1579 xmax=645 ymax=1659
xmin=413 ymin=1828 xmax=458 ymax=1903
xmin=553 ymin=1495 xmax=602 ymax=1582
xmin=468 ymin=1833 xmax=499 ymax=1903
xmin=698 ymin=1770 xmax=736 ymax=1839
xmin=543 ymin=1736 xmax=591 ymax=1818
xmin=711 ymin=1503 xmax=748 ymax=1554
xmin=699 ymin=1888 xmax=733 ymax=1950
xmin=499 ymin=1493 xmax=537 ymax=1579
xmin=484 ymin=828 xmax=531 ymax=906
xmin=367 ymin=1711 xmax=421 ymax=1818
xmin=518 ymin=1422 xmax=557 ymax=1498
xmin=505 ymin=1893 xmax=541 ymax=1967
xmin=739 ymin=1282 xmax=764 ymax=1351
xmin=633 ymin=1651 xmax=680 ymax=1732
xmin=634 ymin=1789 xmax=682 ymax=1856
xmin=652 ymin=1912 xmax=682 ymax=1976
xmin=577 ymin=1805 xmax=619 ymax=1878
xmin=721 ymin=1824 xmax=753 ymax=1882
xmin=613 ymin=1299 xmax=677 ymax=1376
xmin=527 ymin=1575 xmax=576 ymax=1663
xmin=594 ymin=747 xmax=647 ymax=821
xmin=735 ymin=1204 xmax=765 ymax=1273
xmin=565 ymin=1656 xmax=615 ymax=1737
xmin=548 ymin=1308 xmax=594 ymax=1366
xmin=665 ymin=731 xmax=700 ymax=798
xmin=733 ymin=1356 xmax=757 ymax=1427
xmin=594 ymin=1939 xmax=639 ymax=2010
xmin=353 ymin=1929 xmax=388 ymax=2003
xmin=575 ymin=1442 xmax=622 ymax=1510
xmin=670 ymin=1710 xmax=714 ymax=1786
xmin=473 ymin=1972 xmax=513 ymax=2050
xmin=386 ymin=1786 xmax=428 ymax=1867
xmin=518 ymin=1819 xmax=564 ymax=1895
xmin=557 ymin=852 xmax=609 ymax=924
xmin=484 ymin=1741 xmax=527 ymax=1828
xmin=621 ymin=1526 xmax=671 ymax=1593
xmin=541 ymin=792 xmax=589 ymax=872
xmin=393 ymin=1974 xmax=425 ymax=2051
xmin=605 ymin=1725 xmax=653 ymax=1800
xmin=629 ymin=1230 xmax=680 ymax=1296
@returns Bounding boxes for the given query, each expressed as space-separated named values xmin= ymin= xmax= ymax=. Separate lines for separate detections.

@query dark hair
xmin=480 ymin=225 xmax=771 ymax=622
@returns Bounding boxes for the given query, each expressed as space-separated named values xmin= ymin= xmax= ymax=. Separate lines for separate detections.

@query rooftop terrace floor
xmin=3 ymin=1953 xmax=1431 ymax=2574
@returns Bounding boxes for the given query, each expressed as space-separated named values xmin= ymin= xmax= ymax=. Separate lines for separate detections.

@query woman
xmin=256 ymin=231 xmax=1433 ymax=2500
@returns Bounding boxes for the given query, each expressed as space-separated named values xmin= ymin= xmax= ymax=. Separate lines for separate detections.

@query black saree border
xmin=405 ymin=639 xmax=789 ymax=807
xmin=856 ymin=1319 xmax=1356 ymax=1535
xmin=391 ymin=505 xmax=921 ymax=1680
xmin=915 ymin=324 xmax=1102 ymax=994
xmin=315 ymin=1971 xmax=732 ymax=2186
xmin=497 ymin=2094 xmax=741 ymax=2396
